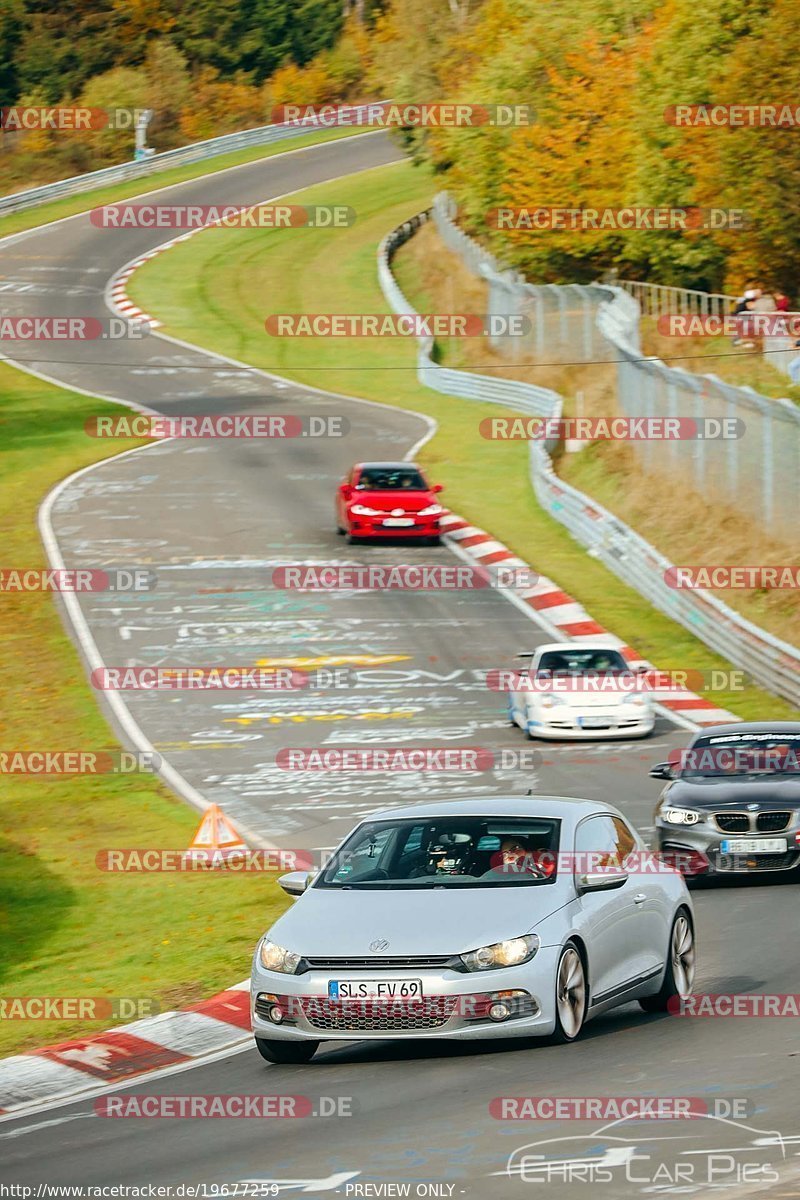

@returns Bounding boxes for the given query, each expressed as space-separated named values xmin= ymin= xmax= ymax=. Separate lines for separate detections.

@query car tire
xmin=255 ymin=1037 xmax=319 ymax=1064
xmin=335 ymin=524 xmax=345 ymax=535
xmin=639 ymin=908 xmax=695 ymax=1013
xmin=551 ymin=941 xmax=587 ymax=1043
xmin=345 ymin=532 xmax=360 ymax=545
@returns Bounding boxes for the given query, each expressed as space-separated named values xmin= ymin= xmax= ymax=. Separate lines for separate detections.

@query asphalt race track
xmin=2 ymin=133 xmax=800 ymax=1197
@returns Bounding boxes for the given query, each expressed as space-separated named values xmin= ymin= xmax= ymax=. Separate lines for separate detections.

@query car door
xmin=612 ymin=815 xmax=672 ymax=974
xmin=573 ymin=814 xmax=653 ymax=1004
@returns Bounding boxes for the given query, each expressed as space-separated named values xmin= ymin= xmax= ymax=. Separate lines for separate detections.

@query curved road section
xmin=1 ymin=134 xmax=798 ymax=1197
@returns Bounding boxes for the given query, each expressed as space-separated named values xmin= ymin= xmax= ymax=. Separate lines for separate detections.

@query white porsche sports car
xmin=507 ymin=643 xmax=655 ymax=740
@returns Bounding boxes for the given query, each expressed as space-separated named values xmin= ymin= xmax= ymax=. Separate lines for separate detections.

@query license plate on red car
xmin=382 ymin=518 xmax=415 ymax=527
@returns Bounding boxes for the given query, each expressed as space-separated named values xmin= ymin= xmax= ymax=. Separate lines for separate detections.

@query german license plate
xmin=720 ymin=838 xmax=787 ymax=854
xmin=328 ymin=979 xmax=423 ymax=1000
xmin=382 ymin=517 xmax=415 ymax=527
xmin=578 ymin=715 xmax=613 ymax=729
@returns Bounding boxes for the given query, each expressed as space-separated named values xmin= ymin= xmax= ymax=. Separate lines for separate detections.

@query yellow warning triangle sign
xmin=188 ymin=804 xmax=247 ymax=852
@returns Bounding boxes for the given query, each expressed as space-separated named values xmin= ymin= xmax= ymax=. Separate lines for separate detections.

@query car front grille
xmin=301 ymin=996 xmax=458 ymax=1031
xmin=300 ymin=955 xmax=457 ymax=972
xmin=756 ymin=811 xmax=791 ymax=832
xmin=713 ymin=850 xmax=799 ymax=873
xmin=714 ymin=813 xmax=750 ymax=833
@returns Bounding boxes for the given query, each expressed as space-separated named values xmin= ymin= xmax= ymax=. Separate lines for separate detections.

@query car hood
xmin=266 ymin=884 xmax=567 ymax=957
xmin=530 ymin=689 xmax=643 ymax=709
xmin=349 ymin=490 xmax=435 ymax=514
xmin=666 ymin=776 xmax=800 ymax=809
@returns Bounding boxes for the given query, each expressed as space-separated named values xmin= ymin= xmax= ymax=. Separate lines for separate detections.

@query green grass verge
xmin=0 ymin=126 xmax=372 ymax=241
xmin=0 ymin=364 xmax=289 ymax=1055
xmin=129 ymin=158 xmax=798 ymax=724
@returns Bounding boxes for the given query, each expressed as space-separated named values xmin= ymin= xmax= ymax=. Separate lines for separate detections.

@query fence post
xmin=763 ymin=403 xmax=774 ymax=528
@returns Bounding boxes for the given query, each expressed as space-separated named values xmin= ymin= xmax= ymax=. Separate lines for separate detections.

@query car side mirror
xmin=431 ymin=483 xmax=443 ymax=493
xmin=340 ymin=484 xmax=353 ymax=499
xmin=649 ymin=762 xmax=674 ymax=781
xmin=278 ymin=870 xmax=316 ymax=896
xmin=577 ymin=871 xmax=628 ymax=894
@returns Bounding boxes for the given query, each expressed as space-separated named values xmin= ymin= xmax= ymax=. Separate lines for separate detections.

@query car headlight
xmin=661 ymin=806 xmax=701 ymax=826
xmin=461 ymin=934 xmax=540 ymax=972
xmin=539 ymin=694 xmax=567 ymax=709
xmin=621 ymin=693 xmax=650 ymax=707
xmin=417 ymin=504 xmax=443 ymax=517
xmin=259 ymin=939 xmax=302 ymax=974
xmin=350 ymin=504 xmax=381 ymax=516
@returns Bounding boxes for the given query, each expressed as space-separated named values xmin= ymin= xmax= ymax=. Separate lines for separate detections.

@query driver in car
xmin=482 ymin=836 xmax=551 ymax=879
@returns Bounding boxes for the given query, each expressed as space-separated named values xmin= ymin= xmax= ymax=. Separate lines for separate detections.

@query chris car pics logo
xmin=498 ymin=1113 xmax=786 ymax=1187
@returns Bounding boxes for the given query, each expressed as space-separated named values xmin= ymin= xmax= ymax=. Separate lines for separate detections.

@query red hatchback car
xmin=336 ymin=461 xmax=444 ymax=544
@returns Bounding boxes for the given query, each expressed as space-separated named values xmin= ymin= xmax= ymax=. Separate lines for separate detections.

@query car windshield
xmin=317 ymin=816 xmax=561 ymax=889
xmin=536 ymin=649 xmax=629 ymax=675
xmin=676 ymin=734 xmax=800 ymax=778
xmin=356 ymin=467 xmax=428 ymax=491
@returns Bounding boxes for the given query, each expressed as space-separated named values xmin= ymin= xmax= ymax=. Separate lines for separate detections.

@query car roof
xmin=366 ymin=795 xmax=622 ymax=824
xmin=531 ymin=643 xmax=628 ymax=655
xmin=689 ymin=721 xmax=800 ymax=741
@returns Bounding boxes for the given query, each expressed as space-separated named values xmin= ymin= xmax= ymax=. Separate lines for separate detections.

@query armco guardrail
xmin=432 ymin=194 xmax=799 ymax=538
xmin=377 ymin=212 xmax=800 ymax=709
xmin=0 ymin=106 xmax=384 ymax=218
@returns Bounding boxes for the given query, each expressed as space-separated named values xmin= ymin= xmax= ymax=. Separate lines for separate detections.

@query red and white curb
xmin=439 ymin=511 xmax=739 ymax=726
xmin=0 ymin=981 xmax=252 ymax=1117
xmin=109 ymin=254 xmax=162 ymax=327
xmin=108 ymin=223 xmax=247 ymax=328
xmin=108 ymin=233 xmax=204 ymax=327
